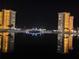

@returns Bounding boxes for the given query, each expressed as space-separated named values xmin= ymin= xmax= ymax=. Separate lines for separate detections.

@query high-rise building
xmin=0 ymin=12 xmax=3 ymax=51
xmin=8 ymin=10 xmax=16 ymax=52
xmin=57 ymin=12 xmax=74 ymax=54
xmin=57 ymin=13 xmax=64 ymax=53
xmin=68 ymin=16 xmax=73 ymax=50
xmin=0 ymin=9 xmax=16 ymax=53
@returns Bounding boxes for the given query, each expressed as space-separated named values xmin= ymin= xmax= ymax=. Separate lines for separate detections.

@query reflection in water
xmin=1 ymin=33 xmax=79 ymax=58
xmin=15 ymin=33 xmax=57 ymax=55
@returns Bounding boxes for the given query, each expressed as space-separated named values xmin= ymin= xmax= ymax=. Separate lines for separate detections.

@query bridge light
xmin=39 ymin=28 xmax=42 ymax=31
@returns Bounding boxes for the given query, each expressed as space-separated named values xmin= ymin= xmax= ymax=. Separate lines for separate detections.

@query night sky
xmin=1 ymin=0 xmax=79 ymax=58
xmin=1 ymin=0 xmax=79 ymax=29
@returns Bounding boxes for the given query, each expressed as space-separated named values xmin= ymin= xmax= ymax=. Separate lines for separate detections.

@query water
xmin=1 ymin=33 xmax=79 ymax=58
xmin=15 ymin=33 xmax=57 ymax=55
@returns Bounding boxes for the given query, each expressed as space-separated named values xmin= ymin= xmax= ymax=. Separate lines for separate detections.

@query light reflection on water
xmin=1 ymin=33 xmax=79 ymax=58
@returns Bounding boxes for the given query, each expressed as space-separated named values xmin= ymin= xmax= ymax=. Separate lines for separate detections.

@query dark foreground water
xmin=1 ymin=33 xmax=79 ymax=58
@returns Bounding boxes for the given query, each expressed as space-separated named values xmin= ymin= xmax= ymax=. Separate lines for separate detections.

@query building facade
xmin=0 ymin=9 xmax=16 ymax=53
xmin=57 ymin=12 xmax=74 ymax=54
